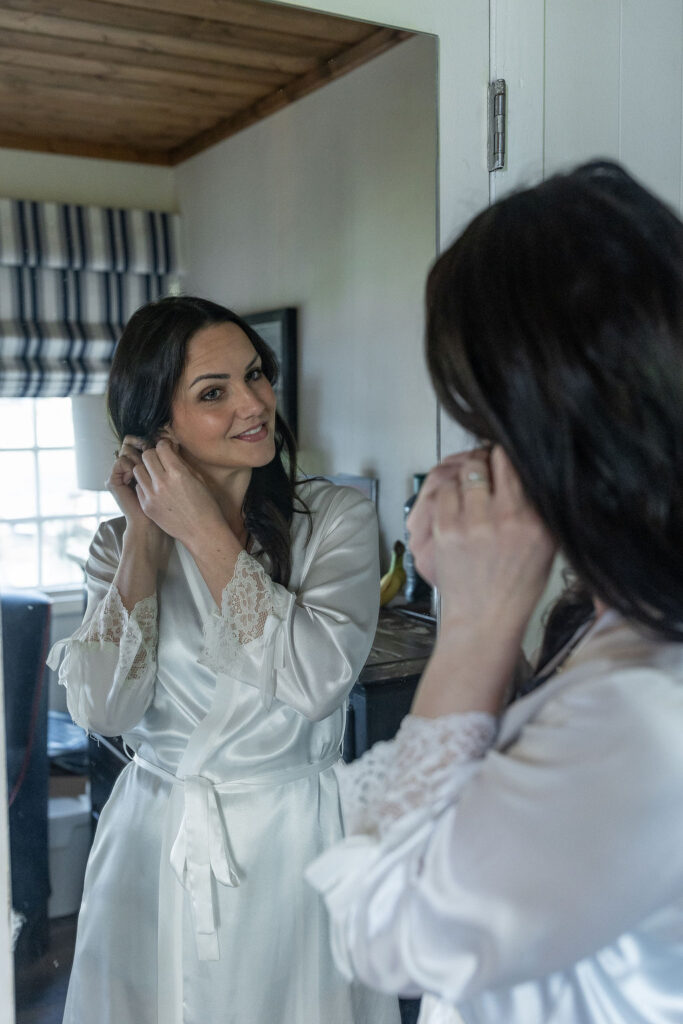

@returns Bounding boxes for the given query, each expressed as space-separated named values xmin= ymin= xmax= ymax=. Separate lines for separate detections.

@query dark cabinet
xmin=345 ymin=607 xmax=435 ymax=1024
xmin=345 ymin=607 xmax=435 ymax=760
xmin=3 ymin=588 xmax=52 ymax=964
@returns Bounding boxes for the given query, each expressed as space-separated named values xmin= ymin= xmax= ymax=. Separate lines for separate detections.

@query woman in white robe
xmin=49 ymin=296 xmax=400 ymax=1024
xmin=307 ymin=161 xmax=683 ymax=1023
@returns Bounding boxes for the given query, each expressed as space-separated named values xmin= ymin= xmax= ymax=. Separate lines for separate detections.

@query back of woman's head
xmin=107 ymin=295 xmax=303 ymax=586
xmin=427 ymin=160 xmax=683 ymax=639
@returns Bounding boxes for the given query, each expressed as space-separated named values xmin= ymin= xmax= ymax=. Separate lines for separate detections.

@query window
xmin=0 ymin=398 xmax=118 ymax=590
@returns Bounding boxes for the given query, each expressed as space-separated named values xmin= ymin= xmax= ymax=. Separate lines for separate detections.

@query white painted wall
xmin=492 ymin=0 xmax=683 ymax=212
xmin=544 ymin=0 xmax=683 ymax=210
xmin=176 ymin=34 xmax=438 ymax=561
xmin=0 ymin=148 xmax=177 ymax=210
xmin=272 ymin=0 xmax=492 ymax=460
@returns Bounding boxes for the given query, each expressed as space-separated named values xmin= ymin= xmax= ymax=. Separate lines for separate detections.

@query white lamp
xmin=71 ymin=394 xmax=118 ymax=491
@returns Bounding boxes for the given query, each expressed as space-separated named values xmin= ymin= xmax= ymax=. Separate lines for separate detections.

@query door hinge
xmin=488 ymin=79 xmax=506 ymax=172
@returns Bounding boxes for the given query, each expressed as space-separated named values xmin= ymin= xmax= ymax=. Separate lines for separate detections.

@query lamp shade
xmin=71 ymin=394 xmax=117 ymax=491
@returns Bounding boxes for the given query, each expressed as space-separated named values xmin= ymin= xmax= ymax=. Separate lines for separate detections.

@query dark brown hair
xmin=108 ymin=295 xmax=308 ymax=586
xmin=426 ymin=160 xmax=683 ymax=640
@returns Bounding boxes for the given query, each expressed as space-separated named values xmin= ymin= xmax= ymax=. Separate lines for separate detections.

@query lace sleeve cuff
xmin=336 ymin=711 xmax=498 ymax=838
xmin=198 ymin=550 xmax=291 ymax=708
xmin=47 ymin=585 xmax=158 ymax=683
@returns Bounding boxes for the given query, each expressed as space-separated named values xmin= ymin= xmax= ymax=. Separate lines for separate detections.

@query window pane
xmin=0 ymin=399 xmax=35 ymax=449
xmin=38 ymin=450 xmax=98 ymax=517
xmin=42 ymin=517 xmax=97 ymax=587
xmin=36 ymin=397 xmax=75 ymax=448
xmin=98 ymin=489 xmax=120 ymax=516
xmin=0 ymin=521 xmax=39 ymax=587
xmin=0 ymin=451 xmax=37 ymax=518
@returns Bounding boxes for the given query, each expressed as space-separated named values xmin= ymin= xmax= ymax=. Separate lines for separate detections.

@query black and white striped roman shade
xmin=0 ymin=199 xmax=182 ymax=397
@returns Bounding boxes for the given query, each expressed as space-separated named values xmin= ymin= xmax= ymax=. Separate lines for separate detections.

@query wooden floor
xmin=14 ymin=915 xmax=77 ymax=1024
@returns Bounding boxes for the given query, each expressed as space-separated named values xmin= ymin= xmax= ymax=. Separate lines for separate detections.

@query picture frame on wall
xmin=243 ymin=307 xmax=298 ymax=439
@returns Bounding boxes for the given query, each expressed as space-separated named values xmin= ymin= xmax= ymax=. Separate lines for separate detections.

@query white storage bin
xmin=48 ymin=790 xmax=92 ymax=919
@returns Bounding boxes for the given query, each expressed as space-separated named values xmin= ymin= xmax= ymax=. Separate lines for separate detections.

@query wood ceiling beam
xmin=0 ymin=88 xmax=220 ymax=131
xmin=0 ymin=28 xmax=288 ymax=89
xmin=98 ymin=0 xmax=370 ymax=44
xmin=170 ymin=26 xmax=412 ymax=164
xmin=0 ymin=0 xmax=352 ymax=59
xmin=0 ymin=7 xmax=321 ymax=75
xmin=0 ymin=64 xmax=245 ymax=116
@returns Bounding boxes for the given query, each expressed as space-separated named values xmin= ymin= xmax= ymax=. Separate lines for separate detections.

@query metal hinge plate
xmin=488 ymin=79 xmax=507 ymax=172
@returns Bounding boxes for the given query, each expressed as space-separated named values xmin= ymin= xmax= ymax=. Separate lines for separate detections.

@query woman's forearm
xmin=114 ymin=528 xmax=167 ymax=612
xmin=412 ymin=616 xmax=524 ymax=718
xmin=183 ymin=519 xmax=246 ymax=608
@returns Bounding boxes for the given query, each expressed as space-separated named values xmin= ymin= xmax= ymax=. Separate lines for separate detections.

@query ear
xmin=157 ymin=423 xmax=177 ymax=443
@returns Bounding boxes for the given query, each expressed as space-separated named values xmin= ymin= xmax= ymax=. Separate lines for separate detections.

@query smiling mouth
xmin=234 ymin=423 xmax=268 ymax=441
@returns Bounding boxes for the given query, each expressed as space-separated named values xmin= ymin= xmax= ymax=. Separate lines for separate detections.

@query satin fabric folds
xmin=56 ymin=480 xmax=401 ymax=1024
xmin=308 ymin=612 xmax=683 ymax=1024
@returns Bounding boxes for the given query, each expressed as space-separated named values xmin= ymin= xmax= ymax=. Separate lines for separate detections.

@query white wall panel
xmin=544 ymin=0 xmax=622 ymax=174
xmin=619 ymin=0 xmax=683 ymax=211
xmin=490 ymin=0 xmax=545 ymax=199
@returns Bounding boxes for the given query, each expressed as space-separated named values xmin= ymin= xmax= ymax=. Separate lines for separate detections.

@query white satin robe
xmin=308 ymin=611 xmax=683 ymax=1023
xmin=52 ymin=479 xmax=401 ymax=1024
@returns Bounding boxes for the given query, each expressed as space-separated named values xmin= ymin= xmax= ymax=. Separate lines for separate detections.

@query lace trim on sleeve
xmin=47 ymin=585 xmax=158 ymax=684
xmin=81 ymin=586 xmax=158 ymax=681
xmin=200 ymin=550 xmax=288 ymax=671
xmin=336 ymin=711 xmax=497 ymax=838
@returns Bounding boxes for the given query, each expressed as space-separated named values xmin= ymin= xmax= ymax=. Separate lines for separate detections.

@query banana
xmin=380 ymin=540 xmax=407 ymax=606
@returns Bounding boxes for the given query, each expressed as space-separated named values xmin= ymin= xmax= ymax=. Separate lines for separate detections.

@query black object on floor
xmin=14 ymin=913 xmax=77 ymax=1024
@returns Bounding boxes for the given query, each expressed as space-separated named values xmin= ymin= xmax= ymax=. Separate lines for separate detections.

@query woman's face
xmin=167 ymin=322 xmax=277 ymax=476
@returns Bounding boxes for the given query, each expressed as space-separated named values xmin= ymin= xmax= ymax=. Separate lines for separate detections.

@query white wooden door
xmin=492 ymin=0 xmax=683 ymax=211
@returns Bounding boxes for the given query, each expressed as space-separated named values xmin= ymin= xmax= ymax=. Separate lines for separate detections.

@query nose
xmin=234 ymin=380 xmax=266 ymax=420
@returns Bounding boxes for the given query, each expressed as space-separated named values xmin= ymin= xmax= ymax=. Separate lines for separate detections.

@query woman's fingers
xmin=132 ymin=459 xmax=153 ymax=499
xmin=115 ymin=455 xmax=137 ymax=487
xmin=140 ymin=446 xmax=166 ymax=482
xmin=489 ymin=445 xmax=524 ymax=510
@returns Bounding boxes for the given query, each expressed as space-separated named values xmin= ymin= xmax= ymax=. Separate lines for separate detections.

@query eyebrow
xmin=189 ymin=354 xmax=260 ymax=389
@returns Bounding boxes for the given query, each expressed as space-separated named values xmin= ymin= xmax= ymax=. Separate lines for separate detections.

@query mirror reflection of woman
xmin=49 ymin=297 xmax=400 ymax=1024
xmin=308 ymin=162 xmax=683 ymax=1023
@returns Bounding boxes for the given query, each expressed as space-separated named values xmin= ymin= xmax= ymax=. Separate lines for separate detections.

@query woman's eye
xmin=201 ymin=387 xmax=222 ymax=401
xmin=247 ymin=368 xmax=263 ymax=382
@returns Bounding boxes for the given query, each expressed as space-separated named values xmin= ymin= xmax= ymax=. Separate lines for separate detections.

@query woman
xmin=49 ymin=296 xmax=400 ymax=1024
xmin=307 ymin=161 xmax=683 ymax=1023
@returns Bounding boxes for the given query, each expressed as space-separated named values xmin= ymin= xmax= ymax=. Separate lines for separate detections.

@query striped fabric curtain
xmin=0 ymin=199 xmax=182 ymax=397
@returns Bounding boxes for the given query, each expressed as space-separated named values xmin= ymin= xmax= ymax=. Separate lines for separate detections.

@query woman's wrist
xmin=122 ymin=523 xmax=170 ymax=570
xmin=412 ymin=620 xmax=522 ymax=718
xmin=182 ymin=518 xmax=246 ymax=608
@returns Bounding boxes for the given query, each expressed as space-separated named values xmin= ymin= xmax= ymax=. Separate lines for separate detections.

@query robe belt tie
xmin=134 ymin=751 xmax=340 ymax=960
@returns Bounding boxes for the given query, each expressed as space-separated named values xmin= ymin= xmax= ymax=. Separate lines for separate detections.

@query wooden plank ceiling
xmin=0 ymin=0 xmax=412 ymax=165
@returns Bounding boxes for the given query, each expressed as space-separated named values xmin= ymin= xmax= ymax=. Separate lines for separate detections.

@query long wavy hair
xmin=107 ymin=295 xmax=308 ymax=586
xmin=426 ymin=160 xmax=683 ymax=640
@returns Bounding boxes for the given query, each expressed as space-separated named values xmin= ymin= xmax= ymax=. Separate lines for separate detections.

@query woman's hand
xmin=408 ymin=447 xmax=557 ymax=717
xmin=408 ymin=447 xmax=556 ymax=638
xmin=131 ymin=439 xmax=226 ymax=547
xmin=406 ymin=449 xmax=490 ymax=587
xmin=107 ymin=435 xmax=172 ymax=569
